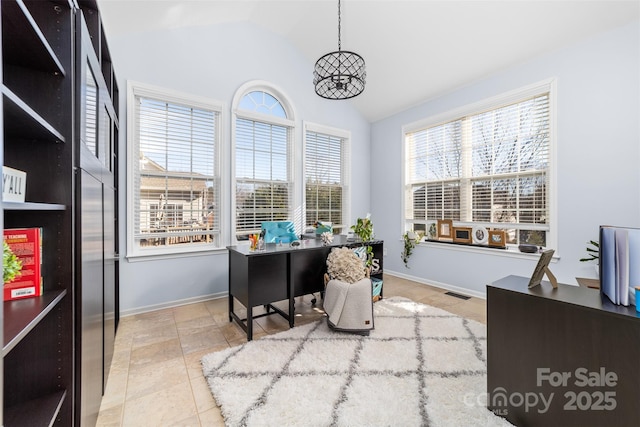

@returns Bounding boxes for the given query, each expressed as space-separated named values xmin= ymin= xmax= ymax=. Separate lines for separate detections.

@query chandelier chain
xmin=337 ymin=0 xmax=341 ymax=51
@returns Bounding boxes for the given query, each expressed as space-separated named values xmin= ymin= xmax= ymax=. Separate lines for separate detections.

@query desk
xmin=487 ymin=275 xmax=640 ymax=426
xmin=227 ymin=236 xmax=383 ymax=340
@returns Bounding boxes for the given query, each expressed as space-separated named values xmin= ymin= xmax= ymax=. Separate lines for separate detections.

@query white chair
xmin=323 ymin=276 xmax=374 ymax=335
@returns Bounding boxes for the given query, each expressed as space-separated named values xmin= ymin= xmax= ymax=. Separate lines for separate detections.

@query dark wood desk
xmin=227 ymin=237 xmax=383 ymax=340
xmin=487 ymin=275 xmax=640 ymax=426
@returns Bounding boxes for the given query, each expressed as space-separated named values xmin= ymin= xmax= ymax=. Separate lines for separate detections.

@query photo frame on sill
xmin=488 ymin=229 xmax=506 ymax=248
xmin=437 ymin=219 xmax=453 ymax=240
xmin=453 ymin=227 xmax=473 ymax=244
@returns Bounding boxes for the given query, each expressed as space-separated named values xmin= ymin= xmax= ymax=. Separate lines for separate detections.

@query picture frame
xmin=488 ymin=229 xmax=506 ymax=247
xmin=528 ymin=249 xmax=557 ymax=289
xmin=453 ymin=227 xmax=473 ymax=244
xmin=437 ymin=219 xmax=453 ymax=240
xmin=472 ymin=225 xmax=488 ymax=245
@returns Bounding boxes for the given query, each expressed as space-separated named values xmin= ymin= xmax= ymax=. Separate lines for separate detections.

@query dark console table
xmin=227 ymin=236 xmax=383 ymax=340
xmin=487 ymin=275 xmax=640 ymax=426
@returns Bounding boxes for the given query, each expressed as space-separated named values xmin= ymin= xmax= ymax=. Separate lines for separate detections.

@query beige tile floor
xmin=96 ymin=274 xmax=486 ymax=426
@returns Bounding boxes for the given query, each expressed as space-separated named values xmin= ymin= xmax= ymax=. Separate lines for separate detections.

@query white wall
xmin=109 ymin=22 xmax=371 ymax=314
xmin=371 ymin=21 xmax=640 ymax=297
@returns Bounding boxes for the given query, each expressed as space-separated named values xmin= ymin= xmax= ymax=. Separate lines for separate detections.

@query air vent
xmin=445 ymin=291 xmax=471 ymax=300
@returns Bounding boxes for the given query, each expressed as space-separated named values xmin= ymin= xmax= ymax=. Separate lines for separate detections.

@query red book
xmin=3 ymin=228 xmax=42 ymax=301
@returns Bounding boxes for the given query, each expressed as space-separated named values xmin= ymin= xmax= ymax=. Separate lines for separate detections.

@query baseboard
xmin=384 ymin=269 xmax=487 ymax=300
xmin=121 ymin=271 xmax=486 ymax=317
xmin=120 ymin=291 xmax=228 ymax=318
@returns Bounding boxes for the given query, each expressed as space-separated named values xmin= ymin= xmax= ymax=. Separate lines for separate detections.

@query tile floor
xmin=96 ymin=274 xmax=487 ymax=426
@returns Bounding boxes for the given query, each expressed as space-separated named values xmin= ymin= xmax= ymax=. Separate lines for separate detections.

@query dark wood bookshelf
xmin=1 ymin=0 xmax=74 ymax=425
xmin=2 ymin=1 xmax=118 ymax=424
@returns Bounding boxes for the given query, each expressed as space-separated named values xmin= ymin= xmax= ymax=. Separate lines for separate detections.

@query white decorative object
xmin=326 ymin=247 xmax=365 ymax=284
xmin=320 ymin=231 xmax=334 ymax=245
xmin=2 ymin=166 xmax=26 ymax=202
xmin=472 ymin=225 xmax=488 ymax=245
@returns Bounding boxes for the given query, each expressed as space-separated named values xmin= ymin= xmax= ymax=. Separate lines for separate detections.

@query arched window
xmin=232 ymin=82 xmax=296 ymax=241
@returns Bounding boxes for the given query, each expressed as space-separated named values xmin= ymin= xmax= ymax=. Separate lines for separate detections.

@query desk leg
xmin=288 ymin=254 xmax=295 ymax=328
xmin=247 ymin=306 xmax=253 ymax=341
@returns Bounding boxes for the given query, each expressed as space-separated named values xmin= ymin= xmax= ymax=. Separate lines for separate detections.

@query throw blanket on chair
xmin=323 ymin=278 xmax=374 ymax=335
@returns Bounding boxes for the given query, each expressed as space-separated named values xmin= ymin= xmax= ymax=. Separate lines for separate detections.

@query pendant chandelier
xmin=313 ymin=0 xmax=366 ymax=100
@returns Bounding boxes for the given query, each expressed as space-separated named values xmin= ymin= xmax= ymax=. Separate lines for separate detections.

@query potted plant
xmin=351 ymin=214 xmax=374 ymax=266
xmin=401 ymin=230 xmax=423 ymax=268
xmin=351 ymin=214 xmax=373 ymax=242
xmin=579 ymin=240 xmax=599 ymax=263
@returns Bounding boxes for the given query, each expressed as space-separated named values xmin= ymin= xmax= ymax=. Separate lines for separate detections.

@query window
xmin=233 ymin=83 xmax=295 ymax=241
xmin=304 ymin=123 xmax=350 ymax=233
xmin=127 ymin=82 xmax=222 ymax=256
xmin=404 ymin=81 xmax=554 ymax=248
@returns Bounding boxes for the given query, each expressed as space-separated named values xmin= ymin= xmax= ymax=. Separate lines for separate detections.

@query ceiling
xmin=97 ymin=0 xmax=639 ymax=123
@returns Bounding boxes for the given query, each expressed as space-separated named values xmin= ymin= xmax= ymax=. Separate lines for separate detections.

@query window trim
xmin=302 ymin=121 xmax=352 ymax=233
xmin=230 ymin=80 xmax=297 ymax=244
xmin=126 ymin=80 xmax=225 ymax=259
xmin=401 ymin=78 xmax=557 ymax=253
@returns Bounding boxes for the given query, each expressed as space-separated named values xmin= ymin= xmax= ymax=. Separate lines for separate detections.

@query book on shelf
xmin=599 ymin=225 xmax=640 ymax=306
xmin=3 ymin=227 xmax=42 ymax=301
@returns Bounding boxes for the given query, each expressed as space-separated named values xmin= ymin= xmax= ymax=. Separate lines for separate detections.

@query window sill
xmin=126 ymin=246 xmax=228 ymax=262
xmin=419 ymin=239 xmax=559 ymax=262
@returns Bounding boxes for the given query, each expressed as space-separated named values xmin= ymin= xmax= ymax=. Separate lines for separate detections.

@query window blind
xmin=133 ymin=96 xmax=220 ymax=249
xmin=235 ymin=117 xmax=293 ymax=238
xmin=305 ymin=130 xmax=347 ymax=230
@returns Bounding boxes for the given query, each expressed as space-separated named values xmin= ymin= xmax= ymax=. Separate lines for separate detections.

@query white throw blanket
xmin=323 ymin=278 xmax=374 ymax=333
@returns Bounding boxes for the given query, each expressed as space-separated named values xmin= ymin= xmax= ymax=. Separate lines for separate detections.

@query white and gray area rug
xmin=201 ymin=297 xmax=513 ymax=427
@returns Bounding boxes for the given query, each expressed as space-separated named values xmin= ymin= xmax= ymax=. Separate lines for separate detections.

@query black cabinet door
xmin=77 ymin=168 xmax=104 ymax=427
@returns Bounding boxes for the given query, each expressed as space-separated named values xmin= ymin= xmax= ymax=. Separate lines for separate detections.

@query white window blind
xmin=131 ymin=90 xmax=221 ymax=252
xmin=305 ymin=127 xmax=349 ymax=231
xmin=405 ymin=90 xmax=551 ymax=247
xmin=235 ymin=116 xmax=293 ymax=239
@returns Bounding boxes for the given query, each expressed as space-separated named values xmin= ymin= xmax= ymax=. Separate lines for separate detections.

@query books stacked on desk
xmin=600 ymin=225 xmax=640 ymax=306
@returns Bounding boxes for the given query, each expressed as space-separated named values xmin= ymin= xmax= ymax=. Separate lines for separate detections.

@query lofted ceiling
xmin=97 ymin=0 xmax=639 ymax=123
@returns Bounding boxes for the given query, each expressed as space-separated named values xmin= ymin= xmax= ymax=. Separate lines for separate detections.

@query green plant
xmin=579 ymin=239 xmax=599 ymax=263
xmin=351 ymin=214 xmax=373 ymax=242
xmin=3 ymin=240 xmax=22 ymax=283
xmin=351 ymin=214 xmax=374 ymax=266
xmin=401 ymin=231 xmax=424 ymax=268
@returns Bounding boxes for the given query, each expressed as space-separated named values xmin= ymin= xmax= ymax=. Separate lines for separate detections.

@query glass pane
xmin=135 ymin=94 xmax=219 ymax=249
xmin=239 ymin=91 xmax=287 ymax=118
xmin=85 ymin=64 xmax=98 ymax=155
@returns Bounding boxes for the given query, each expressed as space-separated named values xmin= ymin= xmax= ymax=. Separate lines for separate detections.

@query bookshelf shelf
xmin=0 ymin=0 xmax=65 ymax=76
xmin=3 ymin=390 xmax=66 ymax=427
xmin=2 ymin=289 xmax=67 ymax=357
xmin=1 ymin=86 xmax=65 ymax=143
xmin=2 ymin=201 xmax=66 ymax=211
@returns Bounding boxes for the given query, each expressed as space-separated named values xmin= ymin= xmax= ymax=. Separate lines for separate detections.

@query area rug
xmin=201 ymin=297 xmax=512 ymax=427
